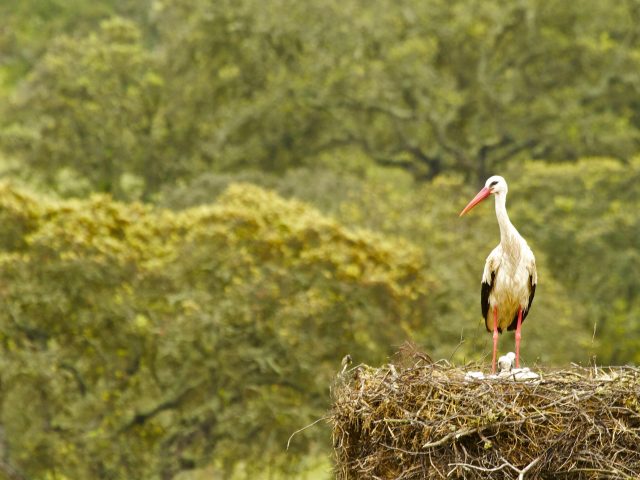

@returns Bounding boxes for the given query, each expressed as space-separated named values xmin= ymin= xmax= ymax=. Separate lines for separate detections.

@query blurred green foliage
xmin=0 ymin=183 xmax=429 ymax=478
xmin=0 ymin=0 xmax=639 ymax=478
xmin=5 ymin=0 xmax=640 ymax=193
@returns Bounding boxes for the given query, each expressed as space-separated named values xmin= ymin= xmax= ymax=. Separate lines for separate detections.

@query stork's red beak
xmin=459 ymin=186 xmax=492 ymax=216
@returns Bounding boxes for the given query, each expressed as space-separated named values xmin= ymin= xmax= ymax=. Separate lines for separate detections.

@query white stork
xmin=459 ymin=176 xmax=537 ymax=373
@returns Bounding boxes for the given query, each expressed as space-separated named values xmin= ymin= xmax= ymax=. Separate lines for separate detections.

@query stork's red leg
xmin=515 ymin=307 xmax=523 ymax=368
xmin=492 ymin=306 xmax=499 ymax=374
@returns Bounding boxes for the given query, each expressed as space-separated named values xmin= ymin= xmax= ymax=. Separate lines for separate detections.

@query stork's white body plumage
xmin=482 ymin=191 xmax=537 ymax=333
xmin=482 ymin=243 xmax=535 ymax=332
xmin=460 ymin=176 xmax=537 ymax=372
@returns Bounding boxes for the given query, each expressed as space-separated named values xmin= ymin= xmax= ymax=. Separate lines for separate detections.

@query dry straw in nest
xmin=331 ymin=355 xmax=640 ymax=479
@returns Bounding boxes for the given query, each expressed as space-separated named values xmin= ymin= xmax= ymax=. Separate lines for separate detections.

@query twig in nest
xmin=286 ymin=416 xmax=328 ymax=451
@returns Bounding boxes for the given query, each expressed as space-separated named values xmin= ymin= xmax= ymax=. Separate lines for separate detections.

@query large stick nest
xmin=330 ymin=355 xmax=640 ymax=479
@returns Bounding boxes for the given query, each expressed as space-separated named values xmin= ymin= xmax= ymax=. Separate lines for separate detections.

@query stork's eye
xmin=489 ymin=180 xmax=498 ymax=187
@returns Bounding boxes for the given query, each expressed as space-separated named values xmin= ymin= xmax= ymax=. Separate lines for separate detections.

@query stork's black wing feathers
xmin=481 ymin=271 xmax=495 ymax=333
xmin=507 ymin=275 xmax=536 ymax=331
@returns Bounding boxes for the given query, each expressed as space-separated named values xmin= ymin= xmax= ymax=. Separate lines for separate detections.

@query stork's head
xmin=459 ymin=175 xmax=508 ymax=216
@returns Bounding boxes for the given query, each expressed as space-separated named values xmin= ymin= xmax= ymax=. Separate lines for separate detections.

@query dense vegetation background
xmin=0 ymin=0 xmax=639 ymax=478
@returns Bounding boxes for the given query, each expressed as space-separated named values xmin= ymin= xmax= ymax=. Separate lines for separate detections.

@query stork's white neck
xmin=494 ymin=192 xmax=519 ymax=246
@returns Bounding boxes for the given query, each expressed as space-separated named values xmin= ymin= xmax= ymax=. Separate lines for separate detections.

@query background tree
xmin=2 ymin=18 xmax=163 ymax=198
xmin=6 ymin=0 xmax=640 ymax=192
xmin=0 ymin=0 xmax=152 ymax=90
xmin=0 ymin=183 xmax=430 ymax=479
xmin=0 ymin=0 xmax=639 ymax=477
xmin=152 ymin=0 xmax=640 ymax=181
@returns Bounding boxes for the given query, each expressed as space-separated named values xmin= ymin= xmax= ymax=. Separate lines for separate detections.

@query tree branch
xmin=117 ymin=381 xmax=203 ymax=434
